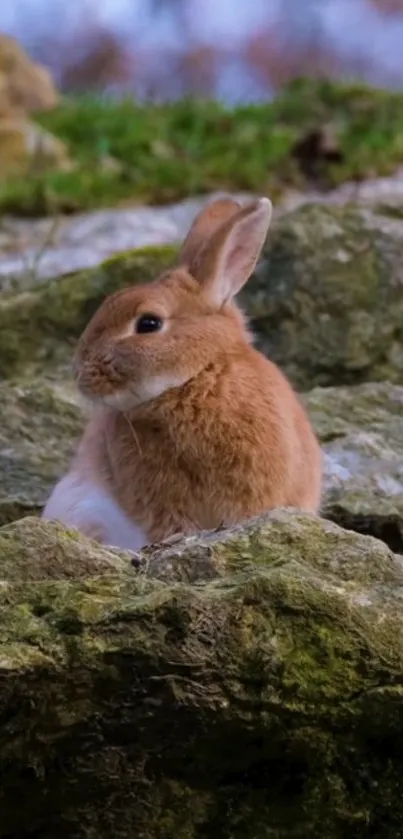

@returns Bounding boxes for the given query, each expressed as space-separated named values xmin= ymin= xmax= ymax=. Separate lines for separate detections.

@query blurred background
xmin=1 ymin=0 xmax=403 ymax=103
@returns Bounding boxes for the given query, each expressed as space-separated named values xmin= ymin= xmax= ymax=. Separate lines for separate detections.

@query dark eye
xmin=135 ymin=314 xmax=164 ymax=334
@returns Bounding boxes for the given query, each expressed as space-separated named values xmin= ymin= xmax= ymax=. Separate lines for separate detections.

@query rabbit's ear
xmin=179 ymin=198 xmax=241 ymax=266
xmin=190 ymin=197 xmax=272 ymax=306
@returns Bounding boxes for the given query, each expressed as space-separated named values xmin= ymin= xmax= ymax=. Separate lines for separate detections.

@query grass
xmin=2 ymin=77 xmax=403 ymax=216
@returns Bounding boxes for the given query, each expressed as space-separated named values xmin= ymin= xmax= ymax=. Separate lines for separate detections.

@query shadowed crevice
xmin=323 ymin=505 xmax=403 ymax=555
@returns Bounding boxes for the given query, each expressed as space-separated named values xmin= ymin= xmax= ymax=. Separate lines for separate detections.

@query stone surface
xmin=246 ymin=202 xmax=403 ymax=389
xmin=1 ymin=511 xmax=403 ymax=838
xmin=2 ymin=169 xmax=403 ymax=285
xmin=280 ymin=167 xmax=403 ymax=215
xmin=305 ymin=382 xmax=403 ymax=549
xmin=0 ymin=379 xmax=82 ymax=526
xmin=0 ymin=515 xmax=131 ymax=581
xmin=0 ymin=192 xmax=250 ymax=286
xmin=0 ymin=33 xmax=58 ymax=117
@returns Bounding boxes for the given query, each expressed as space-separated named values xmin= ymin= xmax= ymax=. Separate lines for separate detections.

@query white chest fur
xmin=42 ymin=470 xmax=148 ymax=552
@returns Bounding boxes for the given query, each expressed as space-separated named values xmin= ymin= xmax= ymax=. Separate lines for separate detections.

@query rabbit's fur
xmin=42 ymin=196 xmax=322 ymax=550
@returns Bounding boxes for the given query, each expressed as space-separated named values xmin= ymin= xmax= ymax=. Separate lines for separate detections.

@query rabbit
xmin=42 ymin=195 xmax=322 ymax=551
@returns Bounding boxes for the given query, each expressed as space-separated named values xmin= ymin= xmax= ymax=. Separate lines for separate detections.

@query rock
xmin=0 ymin=33 xmax=58 ymax=117
xmin=0 ymin=192 xmax=251 ymax=287
xmin=3 ymin=202 xmax=403 ymax=387
xmin=0 ymin=516 xmax=132 ymax=581
xmin=3 ymin=167 xmax=403 ymax=287
xmin=0 ymin=379 xmax=82 ymax=526
xmin=0 ymin=117 xmax=72 ymax=180
xmin=1 ymin=377 xmax=403 ymax=549
xmin=276 ymin=167 xmax=403 ymax=216
xmin=1 ymin=510 xmax=403 ymax=837
xmin=0 ymin=36 xmax=71 ymax=180
xmin=244 ymin=202 xmax=403 ymax=389
xmin=305 ymin=381 xmax=403 ymax=550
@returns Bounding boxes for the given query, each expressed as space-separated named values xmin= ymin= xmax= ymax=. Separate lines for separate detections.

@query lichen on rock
xmin=1 ymin=511 xmax=403 ymax=838
xmin=0 ymin=379 xmax=82 ymax=525
xmin=0 ymin=516 xmax=132 ymax=581
xmin=305 ymin=381 xmax=403 ymax=549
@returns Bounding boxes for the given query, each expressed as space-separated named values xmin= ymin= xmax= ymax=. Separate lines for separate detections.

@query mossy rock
xmin=3 ymin=203 xmax=403 ymax=387
xmin=0 ymin=379 xmax=82 ymax=525
xmin=1 ymin=510 xmax=403 ymax=838
xmin=0 ymin=515 xmax=131 ymax=581
xmin=245 ymin=203 xmax=403 ymax=389
xmin=305 ymin=381 xmax=403 ymax=549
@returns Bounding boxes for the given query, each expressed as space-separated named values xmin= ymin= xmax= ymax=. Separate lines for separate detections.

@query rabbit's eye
xmin=136 ymin=314 xmax=164 ymax=334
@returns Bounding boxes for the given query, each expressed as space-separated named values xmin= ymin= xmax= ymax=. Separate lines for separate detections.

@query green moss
xmin=2 ymin=78 xmax=403 ymax=214
xmin=0 ymin=516 xmax=132 ymax=580
xmin=1 ymin=512 xmax=403 ymax=837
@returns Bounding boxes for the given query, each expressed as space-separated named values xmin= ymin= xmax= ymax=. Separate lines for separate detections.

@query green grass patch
xmin=2 ymin=77 xmax=403 ymax=216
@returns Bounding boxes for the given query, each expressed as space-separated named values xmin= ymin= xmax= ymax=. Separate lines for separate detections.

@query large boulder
xmin=2 ymin=204 xmax=403 ymax=386
xmin=1 ymin=510 xmax=403 ymax=838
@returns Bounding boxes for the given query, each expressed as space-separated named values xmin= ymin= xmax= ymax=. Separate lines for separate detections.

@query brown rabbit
xmin=42 ymin=196 xmax=322 ymax=550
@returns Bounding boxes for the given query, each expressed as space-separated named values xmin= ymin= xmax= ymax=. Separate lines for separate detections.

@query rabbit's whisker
xmin=124 ymin=411 xmax=142 ymax=456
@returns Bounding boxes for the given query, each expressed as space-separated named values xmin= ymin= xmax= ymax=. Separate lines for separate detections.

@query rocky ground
xmin=1 ymin=173 xmax=403 ymax=837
